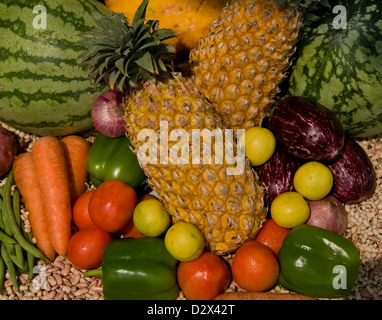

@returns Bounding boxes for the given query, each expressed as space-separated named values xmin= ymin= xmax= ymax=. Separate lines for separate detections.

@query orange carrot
xmin=12 ymin=152 xmax=56 ymax=261
xmin=32 ymin=136 xmax=72 ymax=256
xmin=60 ymin=135 xmax=91 ymax=205
xmin=214 ymin=292 xmax=317 ymax=300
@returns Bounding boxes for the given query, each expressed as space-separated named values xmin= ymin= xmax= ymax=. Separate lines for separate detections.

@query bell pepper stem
xmin=84 ymin=269 xmax=103 ymax=277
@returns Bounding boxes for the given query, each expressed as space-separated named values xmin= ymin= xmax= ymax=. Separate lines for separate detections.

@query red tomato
xmin=255 ymin=218 xmax=290 ymax=256
xmin=137 ymin=193 xmax=158 ymax=203
xmin=89 ymin=179 xmax=137 ymax=233
xmin=72 ymin=190 xmax=96 ymax=230
xmin=177 ymin=251 xmax=231 ymax=300
xmin=120 ymin=219 xmax=146 ymax=239
xmin=231 ymin=240 xmax=279 ymax=292
xmin=67 ymin=228 xmax=112 ymax=270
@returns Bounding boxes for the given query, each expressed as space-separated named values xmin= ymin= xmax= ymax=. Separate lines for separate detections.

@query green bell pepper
xmin=86 ymin=237 xmax=179 ymax=300
xmin=278 ymin=224 xmax=360 ymax=298
xmin=86 ymin=133 xmax=146 ymax=188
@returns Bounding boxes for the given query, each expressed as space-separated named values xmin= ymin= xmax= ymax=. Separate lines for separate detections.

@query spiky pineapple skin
xmin=189 ymin=0 xmax=303 ymax=129
xmin=124 ymin=74 xmax=266 ymax=255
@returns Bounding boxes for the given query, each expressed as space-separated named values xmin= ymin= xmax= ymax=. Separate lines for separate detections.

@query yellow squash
xmin=104 ymin=0 xmax=228 ymax=57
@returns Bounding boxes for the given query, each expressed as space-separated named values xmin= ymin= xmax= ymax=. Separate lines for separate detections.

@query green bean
xmin=0 ymin=229 xmax=17 ymax=245
xmin=11 ymin=189 xmax=25 ymax=269
xmin=1 ymin=243 xmax=19 ymax=292
xmin=5 ymin=245 xmax=24 ymax=270
xmin=0 ymin=198 xmax=23 ymax=269
xmin=14 ymin=245 xmax=24 ymax=269
xmin=0 ymin=196 xmax=12 ymax=237
xmin=0 ymin=203 xmax=5 ymax=231
xmin=0 ymin=255 xmax=5 ymax=291
xmin=26 ymin=233 xmax=35 ymax=280
xmin=1 ymin=196 xmax=24 ymax=269
xmin=12 ymin=189 xmax=21 ymax=228
xmin=21 ymin=220 xmax=35 ymax=281
xmin=3 ymin=170 xmax=49 ymax=263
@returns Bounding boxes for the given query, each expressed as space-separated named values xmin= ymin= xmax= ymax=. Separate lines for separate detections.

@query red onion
xmin=0 ymin=126 xmax=17 ymax=177
xmin=92 ymin=91 xmax=125 ymax=137
xmin=306 ymin=195 xmax=348 ymax=235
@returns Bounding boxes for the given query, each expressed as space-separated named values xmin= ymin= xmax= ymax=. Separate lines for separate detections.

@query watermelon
xmin=0 ymin=0 xmax=109 ymax=136
xmin=288 ymin=0 xmax=382 ymax=138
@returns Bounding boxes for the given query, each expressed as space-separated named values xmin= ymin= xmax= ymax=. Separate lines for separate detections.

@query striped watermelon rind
xmin=288 ymin=0 xmax=382 ymax=138
xmin=0 ymin=0 xmax=109 ymax=136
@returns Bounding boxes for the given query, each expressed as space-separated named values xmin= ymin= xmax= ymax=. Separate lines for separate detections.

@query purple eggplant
xmin=328 ymin=137 xmax=376 ymax=204
xmin=256 ymin=147 xmax=300 ymax=204
xmin=269 ymin=96 xmax=345 ymax=162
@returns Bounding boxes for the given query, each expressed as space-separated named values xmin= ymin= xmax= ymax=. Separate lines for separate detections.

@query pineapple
xmin=78 ymin=0 xmax=266 ymax=255
xmin=189 ymin=0 xmax=304 ymax=129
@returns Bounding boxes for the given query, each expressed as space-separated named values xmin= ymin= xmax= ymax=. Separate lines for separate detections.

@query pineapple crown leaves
xmin=77 ymin=0 xmax=178 ymax=91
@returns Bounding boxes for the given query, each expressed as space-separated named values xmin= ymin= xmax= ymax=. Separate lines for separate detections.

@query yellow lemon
xmin=133 ymin=199 xmax=171 ymax=237
xmin=241 ymin=127 xmax=276 ymax=166
xmin=271 ymin=192 xmax=310 ymax=228
xmin=164 ymin=222 xmax=205 ymax=261
xmin=293 ymin=161 xmax=334 ymax=200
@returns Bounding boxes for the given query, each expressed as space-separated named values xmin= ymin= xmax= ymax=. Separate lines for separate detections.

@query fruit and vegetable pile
xmin=0 ymin=0 xmax=382 ymax=300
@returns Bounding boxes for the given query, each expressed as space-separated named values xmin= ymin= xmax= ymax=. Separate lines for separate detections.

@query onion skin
xmin=256 ymin=147 xmax=300 ymax=204
xmin=91 ymin=91 xmax=125 ymax=138
xmin=306 ymin=196 xmax=348 ymax=236
xmin=269 ymin=97 xmax=345 ymax=162
xmin=0 ymin=126 xmax=17 ymax=176
xmin=328 ymin=137 xmax=376 ymax=204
